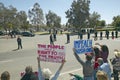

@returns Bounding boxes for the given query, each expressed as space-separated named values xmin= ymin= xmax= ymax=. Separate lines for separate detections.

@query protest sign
xmin=37 ymin=44 xmax=65 ymax=63
xmin=74 ymin=40 xmax=92 ymax=54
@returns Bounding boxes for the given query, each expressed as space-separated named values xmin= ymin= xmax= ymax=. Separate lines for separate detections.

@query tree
xmin=98 ymin=20 xmax=106 ymax=27
xmin=112 ymin=15 xmax=120 ymax=27
xmin=89 ymin=11 xmax=101 ymax=28
xmin=65 ymin=0 xmax=90 ymax=29
xmin=0 ymin=4 xmax=17 ymax=32
xmin=46 ymin=10 xmax=61 ymax=29
xmin=28 ymin=2 xmax=44 ymax=31
xmin=0 ymin=2 xmax=6 ymax=30
xmin=16 ymin=11 xmax=28 ymax=31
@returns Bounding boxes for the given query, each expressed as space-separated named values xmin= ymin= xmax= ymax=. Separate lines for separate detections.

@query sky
xmin=1 ymin=0 xmax=120 ymax=25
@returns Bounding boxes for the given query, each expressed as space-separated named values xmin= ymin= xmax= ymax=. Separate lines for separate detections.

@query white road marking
xmin=0 ymin=60 xmax=13 ymax=63
xmin=60 ymin=68 xmax=82 ymax=76
xmin=51 ymin=68 xmax=82 ymax=78
xmin=114 ymin=39 xmax=120 ymax=41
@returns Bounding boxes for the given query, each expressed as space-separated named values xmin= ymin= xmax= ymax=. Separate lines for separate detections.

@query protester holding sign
xmin=37 ymin=44 xmax=65 ymax=63
xmin=37 ymin=57 xmax=66 ymax=80
xmin=73 ymin=48 xmax=94 ymax=80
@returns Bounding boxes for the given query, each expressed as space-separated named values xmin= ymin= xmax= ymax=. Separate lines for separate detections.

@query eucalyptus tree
xmin=28 ymin=2 xmax=44 ymax=31
xmin=7 ymin=6 xmax=17 ymax=31
xmin=0 ymin=4 xmax=17 ymax=32
xmin=16 ymin=11 xmax=28 ymax=31
xmin=65 ymin=0 xmax=90 ymax=30
xmin=46 ymin=10 xmax=61 ymax=29
xmin=89 ymin=11 xmax=101 ymax=28
xmin=0 ymin=2 xmax=5 ymax=30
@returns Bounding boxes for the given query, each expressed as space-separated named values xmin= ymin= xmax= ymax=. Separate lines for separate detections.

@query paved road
xmin=0 ymin=33 xmax=120 ymax=80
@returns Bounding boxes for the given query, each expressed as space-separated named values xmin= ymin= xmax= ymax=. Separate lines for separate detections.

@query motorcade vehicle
xmin=21 ymin=32 xmax=35 ymax=37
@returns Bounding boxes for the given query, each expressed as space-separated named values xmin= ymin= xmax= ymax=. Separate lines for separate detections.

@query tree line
xmin=0 ymin=0 xmax=120 ymax=33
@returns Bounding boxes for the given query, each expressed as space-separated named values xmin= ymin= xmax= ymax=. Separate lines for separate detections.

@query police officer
xmin=17 ymin=36 xmax=22 ymax=49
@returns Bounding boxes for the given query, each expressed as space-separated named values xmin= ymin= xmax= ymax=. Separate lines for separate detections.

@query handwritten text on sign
xmin=74 ymin=40 xmax=92 ymax=54
xmin=38 ymin=44 xmax=65 ymax=63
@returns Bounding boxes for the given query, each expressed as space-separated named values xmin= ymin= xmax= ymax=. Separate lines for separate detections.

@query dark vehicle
xmin=0 ymin=31 xmax=5 ymax=36
xmin=21 ymin=32 xmax=35 ymax=37
xmin=9 ymin=30 xmax=21 ymax=35
xmin=12 ymin=30 xmax=21 ymax=35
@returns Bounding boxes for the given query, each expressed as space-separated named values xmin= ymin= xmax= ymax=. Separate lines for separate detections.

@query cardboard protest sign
xmin=74 ymin=40 xmax=92 ymax=54
xmin=38 ymin=44 xmax=65 ymax=63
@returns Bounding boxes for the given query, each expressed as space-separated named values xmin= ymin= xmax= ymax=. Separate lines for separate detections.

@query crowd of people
xmin=1 ymin=44 xmax=120 ymax=80
xmin=1 ymin=57 xmax=66 ymax=80
xmin=1 ymin=30 xmax=120 ymax=80
xmin=72 ymin=43 xmax=120 ymax=80
xmin=49 ymin=30 xmax=119 ymax=46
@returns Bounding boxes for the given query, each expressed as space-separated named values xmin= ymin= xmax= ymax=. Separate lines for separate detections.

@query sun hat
xmin=114 ymin=49 xmax=120 ymax=57
xmin=42 ymin=68 xmax=52 ymax=79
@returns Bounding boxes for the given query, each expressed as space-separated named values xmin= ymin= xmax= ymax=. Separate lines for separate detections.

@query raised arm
xmin=37 ymin=57 xmax=40 ymax=68
xmin=58 ymin=59 xmax=66 ymax=71
xmin=73 ymin=48 xmax=84 ymax=65
xmin=95 ymin=43 xmax=102 ymax=47
xmin=51 ymin=59 xmax=66 ymax=80
xmin=37 ymin=57 xmax=44 ymax=80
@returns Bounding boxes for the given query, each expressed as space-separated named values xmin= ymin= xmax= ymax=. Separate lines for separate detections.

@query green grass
xmin=35 ymin=31 xmax=71 ymax=35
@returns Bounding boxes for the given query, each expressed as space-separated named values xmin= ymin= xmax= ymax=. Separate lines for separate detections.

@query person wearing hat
xmin=73 ymin=48 xmax=94 ymax=80
xmin=111 ymin=49 xmax=120 ymax=80
xmin=37 ymin=57 xmax=66 ymax=80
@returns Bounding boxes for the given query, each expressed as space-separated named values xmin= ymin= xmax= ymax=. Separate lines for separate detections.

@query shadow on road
xmin=12 ymin=48 xmax=19 ymax=51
